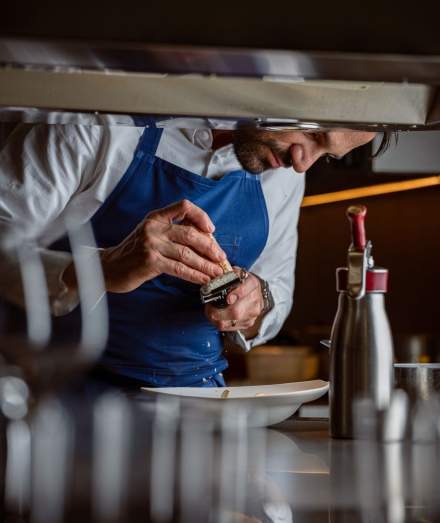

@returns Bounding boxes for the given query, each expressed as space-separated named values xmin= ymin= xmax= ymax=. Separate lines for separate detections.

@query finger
xmin=205 ymin=304 xmax=257 ymax=331
xmin=237 ymin=319 xmax=255 ymax=330
xmin=215 ymin=317 xmax=257 ymax=332
xmin=215 ymin=319 xmax=237 ymax=332
xmin=206 ymin=298 xmax=261 ymax=324
xmin=203 ymin=306 xmax=226 ymax=331
xmin=205 ymin=303 xmax=230 ymax=323
xmin=151 ymin=200 xmax=215 ymax=233
xmin=158 ymin=240 xmax=224 ymax=279
xmin=168 ymin=224 xmax=226 ymax=262
xmin=226 ymin=274 xmax=260 ymax=305
xmin=231 ymin=300 xmax=262 ymax=321
xmin=205 ymin=304 xmax=237 ymax=325
xmin=179 ymin=222 xmax=230 ymax=268
xmin=157 ymin=253 xmax=211 ymax=285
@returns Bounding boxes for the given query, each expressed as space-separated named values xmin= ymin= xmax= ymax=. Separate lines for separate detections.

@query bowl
xmin=141 ymin=380 xmax=329 ymax=427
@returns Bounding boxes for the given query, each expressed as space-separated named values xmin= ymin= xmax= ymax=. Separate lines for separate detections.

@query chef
xmin=0 ymin=119 xmax=377 ymax=388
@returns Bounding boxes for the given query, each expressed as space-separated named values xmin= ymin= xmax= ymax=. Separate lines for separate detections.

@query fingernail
xmin=209 ymin=224 xmax=215 ymax=233
xmin=218 ymin=250 xmax=226 ymax=260
xmin=228 ymin=294 xmax=238 ymax=305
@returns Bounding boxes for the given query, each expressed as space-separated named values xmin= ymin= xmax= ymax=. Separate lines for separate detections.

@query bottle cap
xmin=337 ymin=266 xmax=388 ymax=293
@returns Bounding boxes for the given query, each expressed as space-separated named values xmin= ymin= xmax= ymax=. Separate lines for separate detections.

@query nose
xmin=289 ymin=142 xmax=323 ymax=172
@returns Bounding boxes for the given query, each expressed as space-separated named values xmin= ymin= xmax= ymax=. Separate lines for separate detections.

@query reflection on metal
xmin=0 ymin=68 xmax=437 ymax=131
xmin=17 ymin=244 xmax=51 ymax=348
xmin=30 ymin=398 xmax=73 ymax=523
xmin=1 ymin=388 xmax=440 ymax=521
xmin=4 ymin=106 xmax=440 ymax=132
xmin=92 ymin=393 xmax=132 ymax=523
xmin=66 ymin=220 xmax=108 ymax=356
xmin=150 ymin=397 xmax=180 ymax=522
xmin=301 ymin=175 xmax=440 ymax=207
xmin=1 ymin=38 xmax=440 ymax=130
xmin=2 ymin=38 xmax=440 ymax=83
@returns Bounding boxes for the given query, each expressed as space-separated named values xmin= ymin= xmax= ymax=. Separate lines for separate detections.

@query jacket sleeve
xmin=0 ymin=123 xmax=102 ymax=315
xmin=229 ymin=168 xmax=305 ymax=351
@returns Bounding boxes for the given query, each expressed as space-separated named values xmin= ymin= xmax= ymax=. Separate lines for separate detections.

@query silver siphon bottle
xmin=329 ymin=205 xmax=394 ymax=439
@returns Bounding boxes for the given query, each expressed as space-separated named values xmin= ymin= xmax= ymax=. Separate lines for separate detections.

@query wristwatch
xmin=255 ymin=275 xmax=274 ymax=315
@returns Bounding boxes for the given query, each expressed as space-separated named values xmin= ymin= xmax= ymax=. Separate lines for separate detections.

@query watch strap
xmin=255 ymin=275 xmax=274 ymax=315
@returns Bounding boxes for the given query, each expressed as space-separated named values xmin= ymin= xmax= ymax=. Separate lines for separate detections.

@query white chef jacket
xmin=0 ymin=121 xmax=305 ymax=350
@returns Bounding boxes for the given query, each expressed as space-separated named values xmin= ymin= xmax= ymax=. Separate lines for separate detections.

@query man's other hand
xmin=204 ymin=268 xmax=265 ymax=339
xmin=64 ymin=200 xmax=226 ymax=293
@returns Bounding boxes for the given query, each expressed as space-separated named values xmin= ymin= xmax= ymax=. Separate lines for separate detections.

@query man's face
xmin=233 ymin=128 xmax=377 ymax=173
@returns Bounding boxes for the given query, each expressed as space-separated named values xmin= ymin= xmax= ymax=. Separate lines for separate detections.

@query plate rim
xmin=141 ymin=379 xmax=329 ymax=401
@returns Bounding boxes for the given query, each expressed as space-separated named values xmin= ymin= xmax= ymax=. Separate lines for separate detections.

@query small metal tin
xmin=200 ymin=271 xmax=243 ymax=308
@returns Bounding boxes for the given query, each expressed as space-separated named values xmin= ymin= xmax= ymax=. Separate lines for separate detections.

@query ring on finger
xmin=240 ymin=268 xmax=249 ymax=280
xmin=230 ymin=319 xmax=238 ymax=328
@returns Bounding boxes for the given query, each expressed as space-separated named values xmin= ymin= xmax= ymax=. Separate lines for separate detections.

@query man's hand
xmin=63 ymin=200 xmax=226 ymax=293
xmin=204 ymin=269 xmax=265 ymax=339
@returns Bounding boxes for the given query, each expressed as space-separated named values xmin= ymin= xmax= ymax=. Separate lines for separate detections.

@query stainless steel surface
xmin=320 ymin=339 xmax=331 ymax=349
xmin=2 ymin=378 xmax=30 ymax=517
xmin=411 ymin=396 xmax=440 ymax=443
xmin=1 ymin=66 xmax=436 ymax=131
xmin=4 ymin=107 xmax=440 ymax=132
xmin=346 ymin=244 xmax=369 ymax=299
xmin=381 ymin=390 xmax=409 ymax=443
xmin=30 ymin=398 xmax=72 ymax=523
xmin=330 ymin=292 xmax=394 ymax=438
xmin=2 ymin=390 xmax=440 ymax=522
xmin=353 ymin=390 xmax=410 ymax=442
xmin=330 ymin=207 xmax=393 ymax=439
xmin=1 ymin=38 xmax=440 ymax=130
xmin=92 ymin=393 xmax=132 ymax=522
xmin=394 ymin=363 xmax=440 ymax=403
xmin=2 ymin=38 xmax=440 ymax=83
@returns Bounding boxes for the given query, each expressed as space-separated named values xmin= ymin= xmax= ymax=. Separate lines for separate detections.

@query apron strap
xmin=131 ymin=117 xmax=163 ymax=158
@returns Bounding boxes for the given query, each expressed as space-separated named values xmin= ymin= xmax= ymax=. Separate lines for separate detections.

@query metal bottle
xmin=329 ymin=205 xmax=394 ymax=438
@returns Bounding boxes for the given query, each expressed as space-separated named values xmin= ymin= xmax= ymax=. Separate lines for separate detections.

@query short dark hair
xmin=371 ymin=131 xmax=398 ymax=158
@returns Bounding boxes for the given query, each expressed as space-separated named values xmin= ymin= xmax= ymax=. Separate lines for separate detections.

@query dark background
xmin=1 ymin=1 xmax=440 ymax=55
xmin=284 ymin=143 xmax=440 ymax=359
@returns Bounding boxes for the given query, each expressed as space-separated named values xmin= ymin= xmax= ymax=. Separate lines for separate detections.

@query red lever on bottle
xmin=346 ymin=205 xmax=367 ymax=251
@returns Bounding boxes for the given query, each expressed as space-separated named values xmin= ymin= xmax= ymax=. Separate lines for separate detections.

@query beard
xmin=233 ymin=128 xmax=292 ymax=173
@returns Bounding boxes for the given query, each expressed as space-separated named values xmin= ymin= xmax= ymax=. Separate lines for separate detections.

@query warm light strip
xmin=301 ymin=175 xmax=440 ymax=207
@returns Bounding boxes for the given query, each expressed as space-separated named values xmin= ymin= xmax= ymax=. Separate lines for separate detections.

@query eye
xmin=309 ymin=132 xmax=332 ymax=148
xmin=324 ymin=153 xmax=343 ymax=163
xmin=309 ymin=132 xmax=321 ymax=143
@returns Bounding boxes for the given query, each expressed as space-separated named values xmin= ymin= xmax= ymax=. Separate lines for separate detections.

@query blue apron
xmin=56 ymin=123 xmax=269 ymax=387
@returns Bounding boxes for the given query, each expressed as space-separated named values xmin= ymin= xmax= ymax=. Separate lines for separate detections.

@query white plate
xmin=141 ymin=379 xmax=329 ymax=427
